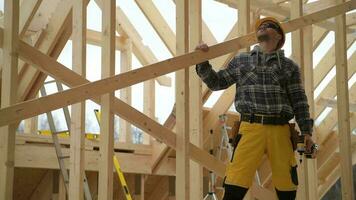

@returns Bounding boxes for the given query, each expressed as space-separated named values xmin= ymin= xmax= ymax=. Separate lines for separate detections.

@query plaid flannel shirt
xmin=196 ymin=45 xmax=314 ymax=135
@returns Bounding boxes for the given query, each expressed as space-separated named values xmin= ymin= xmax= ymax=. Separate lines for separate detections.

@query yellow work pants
xmin=224 ymin=122 xmax=298 ymax=191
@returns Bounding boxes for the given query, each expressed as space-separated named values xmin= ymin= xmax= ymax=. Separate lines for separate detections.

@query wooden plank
xmin=319 ymin=98 xmax=356 ymax=111
xmin=16 ymin=134 xmax=152 ymax=154
xmin=16 ymin=0 xmax=73 ymax=102
xmin=98 ymin=0 xmax=115 ymax=199
xmin=19 ymin=0 xmax=43 ymax=37
xmin=86 ymin=29 xmax=125 ymax=51
xmin=189 ymin=0 xmax=203 ymax=199
xmin=334 ymin=0 xmax=354 ymax=198
xmin=69 ymin=0 xmax=86 ymax=199
xmin=135 ymin=0 xmax=176 ymax=55
xmin=14 ymin=144 xmax=175 ymax=175
xmin=291 ymin=2 xmax=307 ymax=200
xmin=3 ymin=1 xmax=356 ymax=125
xmin=0 ymin=0 xmax=19 ymax=199
xmin=175 ymin=0 xmax=190 ymax=198
xmin=119 ymin=38 xmax=133 ymax=143
xmin=302 ymin=23 xmax=318 ymax=200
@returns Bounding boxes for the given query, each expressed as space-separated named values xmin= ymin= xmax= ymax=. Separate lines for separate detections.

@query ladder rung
xmin=58 ymin=155 xmax=70 ymax=159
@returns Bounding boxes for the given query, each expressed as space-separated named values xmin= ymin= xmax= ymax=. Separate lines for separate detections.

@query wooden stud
xmin=291 ymin=1 xmax=307 ymax=200
xmin=0 ymin=0 xmax=19 ymax=199
xmin=302 ymin=23 xmax=319 ymax=200
xmin=175 ymin=0 xmax=190 ymax=199
xmin=69 ymin=0 xmax=86 ymax=199
xmin=335 ymin=0 xmax=354 ymax=199
xmin=119 ymin=38 xmax=132 ymax=143
xmin=98 ymin=0 xmax=115 ymax=199
xmin=19 ymin=0 xmax=43 ymax=37
xmin=189 ymin=0 xmax=203 ymax=199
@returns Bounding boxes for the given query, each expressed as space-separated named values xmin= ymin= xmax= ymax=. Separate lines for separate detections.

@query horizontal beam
xmin=318 ymin=97 xmax=356 ymax=112
xmin=1 ymin=1 xmax=355 ymax=125
xmin=14 ymin=143 xmax=175 ymax=175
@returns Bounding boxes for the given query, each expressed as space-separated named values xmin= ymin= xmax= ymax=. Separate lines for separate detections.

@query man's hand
xmin=195 ymin=42 xmax=209 ymax=52
xmin=304 ymin=134 xmax=317 ymax=158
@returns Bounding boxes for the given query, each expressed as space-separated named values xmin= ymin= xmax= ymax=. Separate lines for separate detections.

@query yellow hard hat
xmin=255 ymin=17 xmax=285 ymax=49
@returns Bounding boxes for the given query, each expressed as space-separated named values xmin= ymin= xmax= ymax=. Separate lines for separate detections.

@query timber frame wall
xmin=0 ymin=0 xmax=355 ymax=199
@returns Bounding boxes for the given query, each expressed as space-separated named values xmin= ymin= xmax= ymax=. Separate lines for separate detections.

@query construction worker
xmin=195 ymin=17 xmax=316 ymax=200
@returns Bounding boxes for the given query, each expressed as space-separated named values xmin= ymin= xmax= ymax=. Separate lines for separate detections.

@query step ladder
xmin=40 ymin=81 xmax=92 ymax=200
xmin=94 ymin=109 xmax=133 ymax=200
xmin=217 ymin=114 xmax=233 ymax=162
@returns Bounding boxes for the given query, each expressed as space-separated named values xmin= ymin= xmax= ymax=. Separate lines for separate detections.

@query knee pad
xmin=222 ymin=184 xmax=248 ymax=200
xmin=275 ymin=188 xmax=296 ymax=200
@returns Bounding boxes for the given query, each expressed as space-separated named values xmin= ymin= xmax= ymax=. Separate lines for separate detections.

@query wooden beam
xmin=175 ymin=0 xmax=190 ymax=198
xmin=318 ymin=142 xmax=356 ymax=198
xmin=13 ymin=55 xmax=226 ymax=178
xmin=302 ymin=21 xmax=318 ymax=200
xmin=318 ymin=98 xmax=356 ymax=111
xmin=291 ymin=2 xmax=307 ymax=199
xmin=334 ymin=0 xmax=354 ymax=198
xmin=3 ymin=0 xmax=355 ymax=126
xmin=86 ymin=29 xmax=125 ymax=51
xmin=0 ymin=0 xmax=19 ymax=199
xmin=134 ymin=0 xmax=176 ymax=55
xmin=313 ymin=32 xmax=355 ymax=97
xmin=189 ymin=0 xmax=203 ymax=199
xmin=98 ymin=0 xmax=115 ymax=199
xmin=69 ymin=0 xmax=86 ymax=199
xmin=19 ymin=0 xmax=43 ymax=37
xmin=119 ymin=38 xmax=133 ymax=143
xmin=316 ymin=84 xmax=356 ymax=145
xmin=16 ymin=0 xmax=73 ymax=102
xmin=14 ymin=143 xmax=174 ymax=175
xmin=215 ymin=0 xmax=289 ymax=20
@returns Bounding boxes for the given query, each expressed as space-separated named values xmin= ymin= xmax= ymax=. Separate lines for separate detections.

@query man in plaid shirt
xmin=196 ymin=17 xmax=316 ymax=200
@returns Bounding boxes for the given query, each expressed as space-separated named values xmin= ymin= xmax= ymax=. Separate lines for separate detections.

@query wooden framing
xmin=175 ymin=0 xmax=190 ymax=198
xmin=2 ymin=1 xmax=356 ymax=126
xmin=189 ymin=0 xmax=203 ymax=199
xmin=98 ymin=0 xmax=115 ymax=199
xmin=68 ymin=0 xmax=86 ymax=199
xmin=0 ymin=0 xmax=355 ymax=198
xmin=0 ymin=1 xmax=19 ymax=199
xmin=119 ymin=38 xmax=133 ymax=143
xmin=335 ymin=0 xmax=354 ymax=199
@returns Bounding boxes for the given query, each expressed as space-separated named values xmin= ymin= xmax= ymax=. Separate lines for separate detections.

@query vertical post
xmin=69 ymin=0 xmax=86 ymax=199
xmin=143 ymin=63 xmax=155 ymax=145
xmin=98 ymin=0 xmax=115 ymax=199
xmin=237 ymin=0 xmax=250 ymax=52
xmin=119 ymin=38 xmax=132 ymax=143
xmin=24 ymin=115 xmax=38 ymax=134
xmin=140 ymin=175 xmax=145 ymax=200
xmin=0 ymin=0 xmax=19 ymax=199
xmin=291 ymin=1 xmax=307 ymax=200
xmin=175 ymin=0 xmax=190 ymax=199
xmin=237 ymin=2 xmax=250 ymax=197
xmin=189 ymin=0 xmax=203 ymax=199
xmin=335 ymin=0 xmax=354 ymax=199
xmin=302 ymin=24 xmax=318 ymax=200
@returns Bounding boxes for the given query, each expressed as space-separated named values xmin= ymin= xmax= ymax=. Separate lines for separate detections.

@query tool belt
xmin=240 ymin=113 xmax=289 ymax=125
